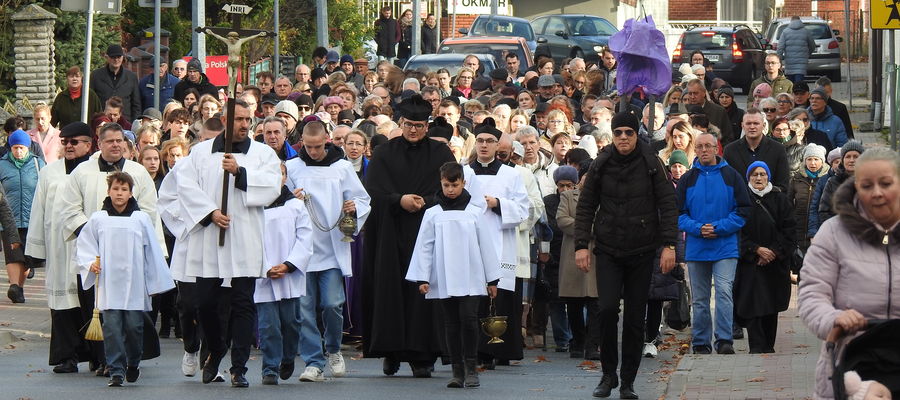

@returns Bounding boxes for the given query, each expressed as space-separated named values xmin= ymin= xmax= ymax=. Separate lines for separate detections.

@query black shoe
xmin=107 ymin=375 xmax=123 ymax=387
xmin=261 ymin=374 xmax=278 ymax=385
xmin=585 ymin=351 xmax=601 ymax=360
xmin=570 ymin=350 xmax=585 ymax=359
xmin=279 ymin=361 xmax=295 ymax=380
xmin=733 ymin=327 xmax=744 ymax=340
xmin=53 ymin=359 xmax=78 ymax=373
xmin=716 ymin=342 xmax=735 ymax=355
xmin=201 ymin=354 xmax=223 ymax=384
xmin=620 ymin=383 xmax=639 ymax=399
xmin=125 ymin=366 xmax=140 ymax=382
xmin=692 ymin=346 xmax=712 ymax=355
xmin=447 ymin=363 xmax=464 ymax=388
xmin=231 ymin=373 xmax=249 ymax=388
xmin=382 ymin=357 xmax=400 ymax=376
xmin=7 ymin=284 xmax=24 ymax=303
xmin=27 ymin=268 xmax=34 ymax=279
xmin=592 ymin=375 xmax=619 ymax=398
xmin=495 ymin=358 xmax=510 ymax=366
xmin=411 ymin=363 xmax=432 ymax=378
xmin=158 ymin=328 xmax=170 ymax=339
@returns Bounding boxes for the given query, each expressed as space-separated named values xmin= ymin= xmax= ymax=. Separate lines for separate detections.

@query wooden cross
xmin=195 ymin=3 xmax=273 ymax=246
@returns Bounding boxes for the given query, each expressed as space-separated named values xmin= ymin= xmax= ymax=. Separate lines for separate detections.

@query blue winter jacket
xmin=676 ymin=157 xmax=752 ymax=261
xmin=809 ymin=105 xmax=848 ymax=148
xmin=139 ymin=73 xmax=180 ymax=113
xmin=777 ymin=19 xmax=817 ymax=76
xmin=806 ymin=167 xmax=835 ymax=237
xmin=0 ymin=152 xmax=44 ymax=228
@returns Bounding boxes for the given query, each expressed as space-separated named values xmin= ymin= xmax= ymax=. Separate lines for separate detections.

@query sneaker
xmin=108 ymin=375 xmax=124 ymax=387
xmin=182 ymin=351 xmax=199 ymax=377
xmin=327 ymin=352 xmax=346 ymax=377
xmin=261 ymin=374 xmax=278 ymax=385
xmin=716 ymin=342 xmax=735 ymax=355
xmin=125 ymin=366 xmax=140 ymax=383
xmin=642 ymin=342 xmax=658 ymax=358
xmin=212 ymin=372 xmax=226 ymax=382
xmin=298 ymin=366 xmax=324 ymax=382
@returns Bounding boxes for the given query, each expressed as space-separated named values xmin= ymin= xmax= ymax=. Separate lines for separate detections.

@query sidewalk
xmin=0 ymin=268 xmax=51 ymax=344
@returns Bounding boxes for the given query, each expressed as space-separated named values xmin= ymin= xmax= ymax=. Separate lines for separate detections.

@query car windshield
xmin=682 ymin=31 xmax=731 ymax=50
xmin=471 ymin=18 xmax=535 ymax=41
xmin=567 ymin=17 xmax=617 ymax=36
xmin=775 ymin=23 xmax=833 ymax=40
xmin=439 ymin=43 xmax=525 ymax=71
xmin=405 ymin=58 xmax=495 ymax=76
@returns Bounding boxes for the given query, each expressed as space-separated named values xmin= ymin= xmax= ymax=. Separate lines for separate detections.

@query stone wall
xmin=12 ymin=4 xmax=57 ymax=107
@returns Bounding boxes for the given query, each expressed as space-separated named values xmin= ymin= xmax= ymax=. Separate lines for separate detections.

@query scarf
xmin=12 ymin=153 xmax=29 ymax=169
xmin=748 ymin=181 xmax=773 ymax=197
xmin=68 ymin=86 xmax=82 ymax=100
xmin=350 ymin=155 xmax=363 ymax=172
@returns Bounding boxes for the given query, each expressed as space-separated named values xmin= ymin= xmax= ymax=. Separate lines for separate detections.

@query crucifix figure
xmin=200 ymin=29 xmax=268 ymax=95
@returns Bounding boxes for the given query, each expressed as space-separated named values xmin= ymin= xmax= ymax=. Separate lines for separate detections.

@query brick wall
xmin=669 ymin=0 xmax=717 ymax=21
xmin=440 ymin=14 xmax=477 ymax=40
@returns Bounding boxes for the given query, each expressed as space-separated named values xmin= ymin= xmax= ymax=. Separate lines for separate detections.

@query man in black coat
xmin=574 ymin=112 xmax=677 ymax=400
xmin=723 ymin=109 xmax=791 ymax=191
xmin=421 ymin=14 xmax=439 ymax=54
xmin=374 ymin=6 xmax=399 ymax=60
xmin=685 ymin=79 xmax=735 ymax=145
xmin=173 ymin=58 xmax=218 ymax=104
xmin=90 ymin=45 xmax=141 ymax=120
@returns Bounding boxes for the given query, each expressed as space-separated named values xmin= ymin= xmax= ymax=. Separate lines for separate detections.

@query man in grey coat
xmin=777 ymin=16 xmax=816 ymax=83
xmin=89 ymin=45 xmax=141 ymax=121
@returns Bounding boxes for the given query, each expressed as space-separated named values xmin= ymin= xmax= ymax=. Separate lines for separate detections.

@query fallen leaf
xmin=476 ymin=367 xmax=486 ymax=372
xmin=774 ymin=387 xmax=784 ymax=392
xmin=794 ymin=344 xmax=810 ymax=348
xmin=572 ymin=385 xmax=585 ymax=389
xmin=716 ymin=378 xmax=730 ymax=382
xmin=5 ymin=344 xmax=15 ymax=349
xmin=747 ymin=377 xmax=766 ymax=382
xmin=528 ymin=388 xmax=544 ymax=392
xmin=534 ymin=355 xmax=549 ymax=363
xmin=28 ymin=369 xmax=45 ymax=373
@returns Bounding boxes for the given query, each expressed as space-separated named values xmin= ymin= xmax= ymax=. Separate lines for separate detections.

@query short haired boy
xmin=405 ymin=162 xmax=501 ymax=389
xmin=76 ymin=172 xmax=174 ymax=387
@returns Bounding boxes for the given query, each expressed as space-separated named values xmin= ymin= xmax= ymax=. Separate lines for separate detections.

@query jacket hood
xmin=692 ymin=156 xmax=728 ymax=172
xmin=833 ymin=177 xmax=900 ymax=246
xmin=788 ymin=19 xmax=805 ymax=30
xmin=299 ymin=142 xmax=345 ymax=166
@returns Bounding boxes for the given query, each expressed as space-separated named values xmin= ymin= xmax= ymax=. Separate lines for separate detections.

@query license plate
xmin=706 ymin=54 xmax=720 ymax=62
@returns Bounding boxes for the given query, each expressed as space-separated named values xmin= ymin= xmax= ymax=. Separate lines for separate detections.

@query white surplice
xmin=254 ymin=198 xmax=313 ymax=303
xmin=463 ymin=163 xmax=530 ymax=291
xmin=405 ymin=202 xmax=503 ymax=300
xmin=176 ymin=139 xmax=281 ymax=279
xmin=157 ymin=161 xmax=192 ymax=283
xmin=76 ymin=211 xmax=175 ymax=311
xmin=284 ymin=157 xmax=370 ymax=276
xmin=25 ymin=160 xmax=79 ymax=310
xmin=59 ymin=157 xmax=166 ymax=254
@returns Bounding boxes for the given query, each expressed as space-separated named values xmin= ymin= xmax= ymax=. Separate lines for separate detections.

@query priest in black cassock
xmin=362 ymin=95 xmax=456 ymax=378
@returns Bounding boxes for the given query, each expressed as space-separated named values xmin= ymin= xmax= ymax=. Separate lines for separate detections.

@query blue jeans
xmin=257 ymin=298 xmax=301 ymax=377
xmin=548 ymin=301 xmax=572 ymax=347
xmin=299 ymin=268 xmax=345 ymax=369
xmin=102 ymin=309 xmax=144 ymax=378
xmin=687 ymin=259 xmax=737 ymax=348
xmin=787 ymin=73 xmax=806 ymax=83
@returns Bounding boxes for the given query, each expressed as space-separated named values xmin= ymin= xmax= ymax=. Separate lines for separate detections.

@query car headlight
xmin=593 ymin=45 xmax=604 ymax=53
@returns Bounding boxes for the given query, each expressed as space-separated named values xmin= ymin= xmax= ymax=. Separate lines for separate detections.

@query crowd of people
xmin=2 ymin=14 xmax=898 ymax=400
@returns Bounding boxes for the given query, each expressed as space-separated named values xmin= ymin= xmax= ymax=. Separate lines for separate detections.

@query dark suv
xmin=530 ymin=14 xmax=618 ymax=64
xmin=671 ymin=25 xmax=767 ymax=93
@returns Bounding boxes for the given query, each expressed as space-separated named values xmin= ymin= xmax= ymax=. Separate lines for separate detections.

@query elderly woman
xmin=492 ymin=104 xmax=512 ymax=134
xmin=787 ymin=144 xmax=828 ymax=281
xmin=769 ymin=117 xmax=806 ymax=175
xmin=659 ymin=120 xmax=696 ymax=166
xmin=759 ymin=97 xmax=779 ymax=132
xmin=323 ymin=96 xmax=345 ymax=124
xmin=775 ymin=92 xmax=794 ymax=117
xmin=787 ymin=108 xmax=833 ymax=152
xmin=799 ymin=147 xmax=900 ymax=399
xmin=0 ymin=130 xmax=44 ymax=303
xmin=735 ymin=161 xmax=796 ymax=354
xmin=51 ymin=66 xmax=102 ymax=129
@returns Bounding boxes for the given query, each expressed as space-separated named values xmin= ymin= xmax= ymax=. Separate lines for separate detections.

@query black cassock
xmin=362 ymin=136 xmax=455 ymax=362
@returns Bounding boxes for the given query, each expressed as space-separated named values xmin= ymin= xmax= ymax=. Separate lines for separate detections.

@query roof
xmin=442 ymin=36 xmax=528 ymax=45
xmin=474 ymin=15 xmax=530 ymax=23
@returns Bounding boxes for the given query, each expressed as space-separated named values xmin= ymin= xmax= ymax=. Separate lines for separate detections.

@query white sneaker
xmin=299 ymin=366 xmax=324 ymax=382
xmin=182 ymin=351 xmax=199 ymax=376
xmin=643 ymin=342 xmax=658 ymax=358
xmin=327 ymin=352 xmax=346 ymax=377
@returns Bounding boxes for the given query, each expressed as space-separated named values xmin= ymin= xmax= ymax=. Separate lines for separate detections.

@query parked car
xmin=436 ymin=36 xmax=534 ymax=75
xmin=671 ymin=25 xmax=767 ymax=93
xmin=459 ymin=15 xmax=538 ymax=54
xmin=403 ymin=53 xmax=499 ymax=77
xmin=764 ymin=16 xmax=842 ymax=82
xmin=530 ymin=14 xmax=618 ymax=64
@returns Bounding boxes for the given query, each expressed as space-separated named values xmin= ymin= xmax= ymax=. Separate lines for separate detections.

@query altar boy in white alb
xmin=175 ymin=99 xmax=282 ymax=387
xmin=254 ymin=163 xmax=313 ymax=385
xmin=285 ymin=121 xmax=370 ymax=382
xmin=406 ymin=162 xmax=502 ymax=389
xmin=76 ymin=172 xmax=175 ymax=387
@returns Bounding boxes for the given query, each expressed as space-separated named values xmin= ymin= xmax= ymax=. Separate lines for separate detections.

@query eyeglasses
xmin=298 ymin=106 xmax=311 ymax=111
xmin=475 ymin=138 xmax=497 ymax=144
xmin=777 ymin=100 xmax=792 ymax=104
xmin=402 ymin=121 xmax=426 ymax=130
xmin=695 ymin=143 xmax=717 ymax=150
xmin=763 ymin=108 xmax=777 ymax=113
xmin=340 ymin=120 xmax=353 ymax=125
xmin=61 ymin=138 xmax=90 ymax=145
xmin=548 ymin=120 xmax=564 ymax=124
xmin=612 ymin=128 xmax=635 ymax=137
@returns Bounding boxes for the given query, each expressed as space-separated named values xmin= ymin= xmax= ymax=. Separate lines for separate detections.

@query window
xmin=719 ymin=0 xmax=764 ymax=21
xmin=531 ymin=18 xmax=547 ymax=35
xmin=568 ymin=17 xmax=617 ymax=36
xmin=545 ymin=17 xmax=567 ymax=36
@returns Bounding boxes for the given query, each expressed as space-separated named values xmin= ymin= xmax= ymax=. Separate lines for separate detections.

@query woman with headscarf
xmin=787 ymin=144 xmax=828 ymax=280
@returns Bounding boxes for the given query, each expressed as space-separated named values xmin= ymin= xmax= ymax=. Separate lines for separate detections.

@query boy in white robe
xmin=406 ymin=162 xmax=501 ymax=389
xmin=76 ymin=172 xmax=175 ymax=387
xmin=255 ymin=163 xmax=313 ymax=385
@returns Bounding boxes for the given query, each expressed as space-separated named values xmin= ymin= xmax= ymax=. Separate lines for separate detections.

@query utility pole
xmin=192 ymin=0 xmax=207 ymax=64
xmin=316 ymin=0 xmax=328 ymax=47
xmin=153 ymin=0 xmax=161 ymax=111
xmin=81 ymin=0 xmax=96 ymax=124
xmin=274 ymin=0 xmax=280 ymax=75
xmin=412 ymin=0 xmax=421 ymax=56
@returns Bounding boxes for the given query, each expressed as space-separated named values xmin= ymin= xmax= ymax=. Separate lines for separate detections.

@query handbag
xmin=665 ymin=279 xmax=692 ymax=330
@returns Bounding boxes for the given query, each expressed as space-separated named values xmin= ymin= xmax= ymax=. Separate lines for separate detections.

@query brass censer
xmin=305 ymin=193 xmax=357 ymax=242
xmin=480 ymin=298 xmax=507 ymax=344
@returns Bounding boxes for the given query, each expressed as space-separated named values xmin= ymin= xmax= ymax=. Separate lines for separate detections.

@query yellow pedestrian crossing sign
xmin=872 ymin=0 xmax=900 ymax=29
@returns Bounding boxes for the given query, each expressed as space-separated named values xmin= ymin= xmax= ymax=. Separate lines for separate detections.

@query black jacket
xmin=827 ymin=97 xmax=854 ymax=139
xmin=374 ymin=17 xmax=399 ymax=58
xmin=723 ymin=103 xmax=745 ymax=140
xmin=173 ymin=73 xmax=218 ymax=104
xmin=700 ymin=100 xmax=735 ymax=145
xmin=90 ymin=65 xmax=141 ymax=120
xmin=421 ymin=25 xmax=438 ymax=54
xmin=723 ymin=136 xmax=791 ymax=191
xmin=574 ymin=141 xmax=678 ymax=256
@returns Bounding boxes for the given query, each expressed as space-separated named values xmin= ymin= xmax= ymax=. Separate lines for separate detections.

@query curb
xmin=663 ymin=355 xmax=692 ymax=399
xmin=0 ymin=330 xmax=19 ymax=347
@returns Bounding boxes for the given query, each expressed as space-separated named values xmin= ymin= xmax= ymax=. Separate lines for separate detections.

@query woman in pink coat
xmin=798 ymin=147 xmax=900 ymax=399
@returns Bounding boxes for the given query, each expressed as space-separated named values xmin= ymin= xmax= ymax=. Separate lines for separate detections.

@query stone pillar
xmin=12 ymin=4 xmax=57 ymax=106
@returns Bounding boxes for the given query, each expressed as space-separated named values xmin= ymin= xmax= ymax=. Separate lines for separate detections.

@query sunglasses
xmin=613 ymin=128 xmax=635 ymax=137
xmin=777 ymin=100 xmax=792 ymax=104
xmin=763 ymin=108 xmax=777 ymax=113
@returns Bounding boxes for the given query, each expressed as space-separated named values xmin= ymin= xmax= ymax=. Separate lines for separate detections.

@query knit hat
xmin=339 ymin=54 xmax=354 ymax=65
xmin=538 ymin=75 xmax=556 ymax=87
xmin=611 ymin=111 xmax=639 ymax=133
xmin=718 ymin=86 xmax=735 ymax=99
xmin=187 ymin=58 xmax=203 ymax=72
xmin=810 ymin=87 xmax=829 ymax=100
xmin=803 ymin=143 xmax=827 ymax=162
xmin=553 ymin=165 xmax=579 ymax=184
xmin=323 ymin=96 xmax=344 ymax=108
xmin=7 ymin=129 xmax=30 ymax=147
xmin=746 ymin=160 xmax=771 ymax=181
xmin=827 ymin=147 xmax=842 ymax=164
xmin=337 ymin=110 xmax=355 ymax=124
xmin=843 ymin=371 xmax=875 ymax=400
xmin=678 ymin=63 xmax=693 ymax=76
xmin=60 ymin=122 xmax=92 ymax=138
xmin=275 ymin=100 xmax=299 ymax=121
xmin=753 ymin=83 xmax=772 ymax=98
xmin=841 ymin=139 xmax=865 ymax=158
xmin=512 ymin=141 xmax=525 ymax=158
xmin=668 ymin=149 xmax=689 ymax=168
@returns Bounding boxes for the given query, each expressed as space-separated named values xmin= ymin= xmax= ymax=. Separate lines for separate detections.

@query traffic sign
xmin=138 ymin=0 xmax=179 ymax=7
xmin=61 ymin=0 xmax=122 ymax=14
xmin=871 ymin=0 xmax=900 ymax=29
xmin=222 ymin=4 xmax=253 ymax=14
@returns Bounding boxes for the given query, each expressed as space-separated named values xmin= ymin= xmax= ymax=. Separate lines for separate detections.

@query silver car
xmin=764 ymin=17 xmax=842 ymax=82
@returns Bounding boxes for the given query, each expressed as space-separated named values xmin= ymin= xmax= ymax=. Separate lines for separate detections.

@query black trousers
xmin=176 ymin=281 xmax=201 ymax=353
xmin=565 ymin=298 xmax=601 ymax=352
xmin=195 ymin=277 xmax=255 ymax=375
xmin=49 ymin=307 xmax=92 ymax=365
xmin=746 ymin=313 xmax=778 ymax=354
xmin=644 ymin=300 xmax=663 ymax=343
xmin=150 ymin=289 xmax=178 ymax=333
xmin=595 ymin=250 xmax=654 ymax=384
xmin=440 ymin=296 xmax=481 ymax=363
